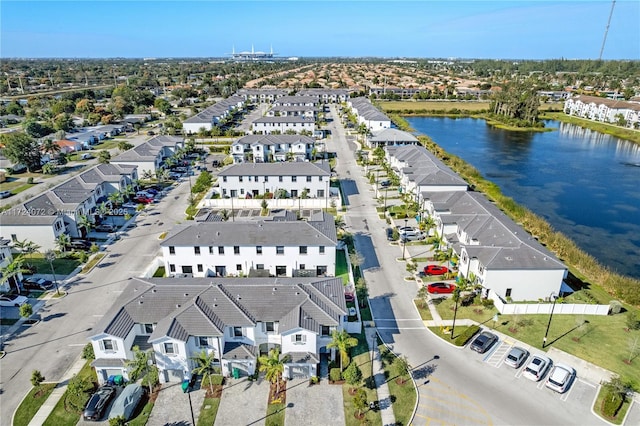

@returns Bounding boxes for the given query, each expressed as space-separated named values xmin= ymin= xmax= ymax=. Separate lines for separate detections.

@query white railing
xmin=199 ymin=196 xmax=342 ymax=210
xmin=491 ymin=290 xmax=610 ymax=316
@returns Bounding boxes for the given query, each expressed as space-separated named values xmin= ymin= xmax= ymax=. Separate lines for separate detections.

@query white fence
xmin=491 ymin=291 xmax=610 ymax=316
xmin=199 ymin=196 xmax=342 ymax=210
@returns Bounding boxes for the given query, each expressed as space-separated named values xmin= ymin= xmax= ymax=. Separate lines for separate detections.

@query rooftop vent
xmin=138 ymin=300 xmax=143 ymax=304
xmin=184 ymin=293 xmax=189 ymax=297
xmin=176 ymin=304 xmax=181 ymax=308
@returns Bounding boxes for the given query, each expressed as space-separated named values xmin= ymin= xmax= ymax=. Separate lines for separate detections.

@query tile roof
xmin=217 ymin=161 xmax=330 ymax=177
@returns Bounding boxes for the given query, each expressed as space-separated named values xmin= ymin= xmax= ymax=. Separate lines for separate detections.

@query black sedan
xmin=22 ymin=278 xmax=53 ymax=291
xmin=83 ymin=385 xmax=116 ymax=421
xmin=470 ymin=331 xmax=499 ymax=354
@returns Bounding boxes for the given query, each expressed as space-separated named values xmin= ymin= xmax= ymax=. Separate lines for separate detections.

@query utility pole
xmin=599 ymin=0 xmax=616 ymax=60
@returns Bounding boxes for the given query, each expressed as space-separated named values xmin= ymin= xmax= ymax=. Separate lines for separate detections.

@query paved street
xmin=0 ymin=171 xmax=192 ymax=425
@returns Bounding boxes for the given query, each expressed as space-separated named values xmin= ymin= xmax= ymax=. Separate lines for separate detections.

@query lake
xmin=405 ymin=117 xmax=640 ymax=279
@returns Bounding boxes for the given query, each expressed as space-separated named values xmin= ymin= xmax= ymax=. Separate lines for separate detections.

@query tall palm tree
xmin=125 ymin=346 xmax=158 ymax=397
xmin=121 ymin=184 xmax=135 ymax=201
xmin=108 ymin=191 xmax=123 ymax=207
xmin=190 ymin=349 xmax=218 ymax=394
xmin=76 ymin=214 xmax=92 ymax=238
xmin=0 ymin=255 xmax=26 ymax=294
xmin=327 ymin=330 xmax=358 ymax=371
xmin=41 ymin=139 xmax=61 ymax=157
xmin=258 ymin=348 xmax=288 ymax=394
xmin=155 ymin=169 xmax=170 ymax=183
xmin=56 ymin=233 xmax=71 ymax=252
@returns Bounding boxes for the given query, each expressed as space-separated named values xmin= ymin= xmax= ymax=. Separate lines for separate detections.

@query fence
xmin=491 ymin=290 xmax=610 ymax=316
xmin=199 ymin=196 xmax=342 ymax=210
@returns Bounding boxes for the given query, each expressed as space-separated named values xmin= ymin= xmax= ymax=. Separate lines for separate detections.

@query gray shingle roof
xmin=217 ymin=161 xmax=330 ymax=177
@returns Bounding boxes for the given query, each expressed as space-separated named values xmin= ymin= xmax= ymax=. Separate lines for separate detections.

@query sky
xmin=1 ymin=0 xmax=639 ymax=60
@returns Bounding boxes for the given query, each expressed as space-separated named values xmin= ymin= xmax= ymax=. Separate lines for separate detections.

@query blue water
xmin=406 ymin=117 xmax=640 ymax=279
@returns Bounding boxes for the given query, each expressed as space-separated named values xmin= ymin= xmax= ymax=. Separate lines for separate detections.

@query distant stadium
xmin=229 ymin=45 xmax=293 ymax=62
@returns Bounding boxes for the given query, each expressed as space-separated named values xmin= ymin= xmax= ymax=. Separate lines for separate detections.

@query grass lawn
xmin=153 ymin=266 xmax=165 ymax=278
xmin=413 ymin=299 xmax=432 ymax=321
xmin=265 ymin=402 xmax=285 ymax=426
xmin=385 ymin=364 xmax=416 ymax=425
xmin=13 ymin=382 xmax=57 ymax=426
xmin=43 ymin=360 xmax=97 ymax=426
xmin=433 ymin=297 xmax=499 ymax=323
xmin=26 ymin=253 xmax=81 ymax=275
xmin=380 ymin=100 xmax=491 ymax=112
xmin=592 ymin=386 xmax=633 ymax=425
xmin=197 ymin=398 xmax=220 ymax=426
xmin=80 ymin=253 xmax=105 ymax=274
xmin=128 ymin=401 xmax=154 ymax=426
xmin=343 ymin=333 xmax=382 ymax=426
xmin=336 ymin=249 xmax=349 ymax=285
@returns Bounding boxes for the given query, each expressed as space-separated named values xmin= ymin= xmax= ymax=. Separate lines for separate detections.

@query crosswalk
xmin=484 ymin=341 xmax=511 ymax=367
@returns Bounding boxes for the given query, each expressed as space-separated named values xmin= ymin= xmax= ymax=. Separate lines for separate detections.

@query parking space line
xmin=578 ymin=378 xmax=596 ymax=388
xmin=537 ymin=379 xmax=546 ymax=390
xmin=485 ymin=341 xmax=510 ymax=367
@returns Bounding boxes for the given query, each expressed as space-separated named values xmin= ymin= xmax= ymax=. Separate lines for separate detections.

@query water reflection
xmin=406 ymin=117 xmax=640 ymax=279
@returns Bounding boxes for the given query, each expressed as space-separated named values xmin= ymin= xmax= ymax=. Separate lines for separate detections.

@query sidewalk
xmin=365 ymin=327 xmax=396 ymax=426
xmin=25 ymin=353 xmax=87 ymax=426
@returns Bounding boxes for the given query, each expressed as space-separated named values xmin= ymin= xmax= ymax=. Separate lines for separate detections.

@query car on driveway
xmin=397 ymin=226 xmax=415 ymax=235
xmin=426 ymin=282 xmax=456 ymax=294
xmin=22 ymin=278 xmax=53 ymax=291
xmin=424 ymin=265 xmax=449 ymax=275
xmin=83 ymin=385 xmax=116 ymax=421
xmin=400 ymin=231 xmax=426 ymax=242
xmin=470 ymin=331 xmax=498 ymax=353
xmin=70 ymin=239 xmax=92 ymax=250
xmin=134 ymin=196 xmax=153 ymax=204
xmin=523 ymin=354 xmax=552 ymax=381
xmin=380 ymin=179 xmax=391 ymax=188
xmin=504 ymin=346 xmax=529 ymax=368
xmin=109 ymin=383 xmax=145 ymax=421
xmin=545 ymin=364 xmax=576 ymax=393
xmin=344 ymin=292 xmax=355 ymax=303
xmin=95 ymin=224 xmax=116 ymax=233
xmin=0 ymin=294 xmax=29 ymax=307
xmin=122 ymin=202 xmax=138 ymax=209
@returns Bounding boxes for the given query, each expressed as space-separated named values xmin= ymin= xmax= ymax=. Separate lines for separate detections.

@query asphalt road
xmin=325 ymin=104 xmax=606 ymax=426
xmin=0 ymin=173 xmax=192 ymax=425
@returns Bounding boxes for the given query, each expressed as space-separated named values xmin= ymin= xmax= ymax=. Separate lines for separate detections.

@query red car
xmin=134 ymin=196 xmax=153 ymax=204
xmin=426 ymin=282 xmax=456 ymax=294
xmin=344 ymin=292 xmax=355 ymax=302
xmin=424 ymin=265 xmax=449 ymax=275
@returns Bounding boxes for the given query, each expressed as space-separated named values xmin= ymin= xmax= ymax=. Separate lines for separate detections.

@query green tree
xmin=327 ymin=330 xmax=358 ymax=371
xmin=190 ymin=349 xmax=218 ymax=395
xmin=31 ymin=370 xmax=45 ymax=388
xmin=53 ymin=113 xmax=73 ymax=132
xmin=41 ymin=139 xmax=61 ymax=157
xmin=98 ymin=150 xmax=111 ymax=164
xmin=108 ymin=191 xmax=123 ymax=206
xmin=42 ymin=162 xmax=56 ymax=175
xmin=1 ymin=255 xmax=26 ymax=291
xmin=352 ymin=388 xmax=368 ymax=417
xmin=125 ymin=346 xmax=158 ymax=396
xmin=20 ymin=302 xmax=33 ymax=318
xmin=76 ymin=214 xmax=92 ymax=238
xmin=118 ymin=141 xmax=134 ymax=152
xmin=258 ymin=348 xmax=288 ymax=394
xmin=154 ymin=98 xmax=172 ymax=115
xmin=56 ymin=233 xmax=71 ymax=252
xmin=0 ymin=132 xmax=42 ymax=172
xmin=395 ymin=355 xmax=410 ymax=384
xmin=343 ymin=361 xmax=362 ymax=386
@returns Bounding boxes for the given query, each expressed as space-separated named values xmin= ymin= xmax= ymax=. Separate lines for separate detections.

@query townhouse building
xmin=0 ymin=163 xmax=137 ymax=250
xmin=112 ymin=135 xmax=183 ymax=177
xmin=0 ymin=238 xmax=22 ymax=294
xmin=89 ymin=276 xmax=349 ymax=384
xmin=296 ymin=89 xmax=350 ymax=103
xmin=266 ymin=104 xmax=318 ymax=119
xmin=251 ymin=116 xmax=315 ymax=135
xmin=564 ymin=95 xmax=640 ymax=129
xmin=346 ymin=97 xmax=392 ymax=131
xmin=237 ymin=88 xmax=289 ymax=104
xmin=273 ymin=95 xmax=319 ymax=107
xmin=366 ymin=128 xmax=419 ymax=148
xmin=160 ymin=211 xmax=337 ymax=278
xmin=217 ymin=161 xmax=331 ymax=199
xmin=182 ymin=95 xmax=246 ymax=134
xmin=231 ymin=134 xmax=316 ymax=163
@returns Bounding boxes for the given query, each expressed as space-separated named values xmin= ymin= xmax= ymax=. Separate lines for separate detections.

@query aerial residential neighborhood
xmin=1 ymin=11 xmax=640 ymax=423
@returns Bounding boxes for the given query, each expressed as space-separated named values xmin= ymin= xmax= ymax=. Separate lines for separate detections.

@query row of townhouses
xmin=182 ymin=95 xmax=245 ymax=134
xmin=231 ymin=134 xmax=317 ymax=163
xmin=89 ymin=276 xmax=349 ymax=384
xmin=346 ymin=97 xmax=392 ymax=131
xmin=564 ymin=95 xmax=640 ymax=129
xmin=112 ymin=135 xmax=184 ymax=178
xmin=386 ymin=145 xmax=568 ymax=302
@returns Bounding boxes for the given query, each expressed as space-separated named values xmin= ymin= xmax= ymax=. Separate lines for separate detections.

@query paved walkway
xmin=215 ymin=376 xmax=270 ymax=426
xmin=365 ymin=327 xmax=396 ymax=426
xmin=284 ymin=378 xmax=344 ymax=426
xmin=26 ymin=353 xmax=87 ymax=426
xmin=147 ymin=379 xmax=205 ymax=426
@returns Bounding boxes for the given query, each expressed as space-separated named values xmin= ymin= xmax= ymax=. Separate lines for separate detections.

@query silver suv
xmin=522 ymin=354 xmax=551 ymax=381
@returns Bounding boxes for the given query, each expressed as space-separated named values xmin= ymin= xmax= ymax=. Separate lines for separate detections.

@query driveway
xmin=147 ymin=380 xmax=205 ymax=426
xmin=215 ymin=377 xmax=270 ymax=426
xmin=284 ymin=378 xmax=344 ymax=426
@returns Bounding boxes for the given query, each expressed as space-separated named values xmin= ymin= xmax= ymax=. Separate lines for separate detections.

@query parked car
xmin=122 ymin=202 xmax=138 ymax=209
xmin=400 ymin=231 xmax=426 ymax=242
xmin=80 ymin=153 xmax=94 ymax=160
xmin=545 ymin=364 xmax=576 ymax=393
xmin=344 ymin=292 xmax=355 ymax=303
xmin=424 ymin=265 xmax=449 ymax=275
xmin=397 ymin=226 xmax=415 ymax=235
xmin=22 ymin=278 xmax=53 ymax=291
xmin=426 ymin=282 xmax=456 ymax=294
xmin=83 ymin=385 xmax=116 ymax=421
xmin=109 ymin=383 xmax=145 ymax=421
xmin=522 ymin=354 xmax=552 ymax=382
xmin=70 ymin=239 xmax=92 ymax=250
xmin=134 ymin=196 xmax=153 ymax=204
xmin=504 ymin=346 xmax=529 ymax=368
xmin=0 ymin=190 xmax=12 ymax=199
xmin=386 ymin=228 xmax=397 ymax=241
xmin=0 ymin=294 xmax=29 ymax=307
xmin=380 ymin=179 xmax=391 ymax=188
xmin=95 ymin=224 xmax=116 ymax=233
xmin=470 ymin=331 xmax=498 ymax=353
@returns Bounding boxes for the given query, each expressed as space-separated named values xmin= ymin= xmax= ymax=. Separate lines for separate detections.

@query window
xmin=256 ymin=246 xmax=262 ymax=254
xmin=222 ymin=176 xmax=227 ymax=182
xmin=239 ymin=176 xmax=243 ymax=182
xmin=240 ymin=188 xmax=244 ymax=195
xmin=197 ymin=264 xmax=203 ymax=272
xmin=144 ymin=324 xmax=155 ymax=334
xmin=218 ymin=246 xmax=224 ymax=255
xmin=279 ymin=176 xmax=283 ymax=182
xmin=234 ymin=246 xmax=240 ymax=254
xmin=506 ymin=288 xmax=512 ymax=298
xmin=163 ymin=342 xmax=176 ymax=354
xmin=182 ymin=265 xmax=193 ymax=274
xmin=198 ymin=336 xmax=210 ymax=347
xmin=299 ymin=264 xmax=305 ymax=270
xmin=319 ymin=246 xmax=325 ymax=254
xmin=276 ymin=246 xmax=284 ymax=255
xmin=11 ymin=234 xmax=17 ymax=242
xmin=306 ymin=176 xmax=312 ymax=182
xmin=265 ymin=322 xmax=275 ymax=332
xmin=233 ymin=327 xmax=243 ymax=338
xmin=209 ymin=246 xmax=214 ymax=254
xmin=256 ymin=264 xmax=264 ymax=270
xmin=236 ymin=264 xmax=242 ymax=271
xmin=102 ymin=339 xmax=117 ymax=351
xmin=317 ymin=189 xmax=324 ymax=197
xmin=276 ymin=265 xmax=286 ymax=276
xmin=169 ymin=264 xmax=176 ymax=272
xmin=264 ymin=176 xmax=268 ymax=182
xmin=321 ymin=326 xmax=330 ymax=336
xmin=169 ymin=246 xmax=175 ymax=255
xmin=292 ymin=176 xmax=297 ymax=182
xmin=255 ymin=176 xmax=259 ymax=182
xmin=194 ymin=246 xmax=200 ymax=255
xmin=319 ymin=176 xmax=323 ymax=181
xmin=299 ymin=246 xmax=307 ymax=254
xmin=292 ymin=334 xmax=306 ymax=344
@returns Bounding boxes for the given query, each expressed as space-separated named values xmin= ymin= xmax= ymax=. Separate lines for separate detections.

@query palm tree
xmin=108 ymin=191 xmax=123 ymax=207
xmin=142 ymin=170 xmax=154 ymax=181
xmin=125 ymin=346 xmax=158 ymax=397
xmin=96 ymin=202 xmax=109 ymax=221
xmin=327 ymin=330 xmax=358 ymax=371
xmin=0 ymin=255 xmax=26 ymax=294
xmin=41 ymin=139 xmax=61 ymax=157
xmin=56 ymin=233 xmax=71 ymax=252
xmin=258 ymin=348 xmax=288 ymax=394
xmin=190 ymin=349 xmax=218 ymax=395
xmin=76 ymin=214 xmax=92 ymax=238
xmin=155 ymin=169 xmax=170 ymax=183
xmin=121 ymin=184 xmax=135 ymax=201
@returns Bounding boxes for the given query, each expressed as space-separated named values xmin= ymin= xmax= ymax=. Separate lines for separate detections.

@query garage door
xmin=165 ymin=369 xmax=184 ymax=382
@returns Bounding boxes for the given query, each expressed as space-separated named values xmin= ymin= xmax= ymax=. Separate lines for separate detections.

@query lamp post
xmin=451 ymin=288 xmax=460 ymax=340
xmin=402 ymin=218 xmax=408 ymax=260
xmin=543 ymin=292 xmax=558 ymax=348
xmin=383 ymin=185 xmax=388 ymax=212
xmin=370 ymin=333 xmax=375 ymax=380
xmin=45 ymin=250 xmax=60 ymax=296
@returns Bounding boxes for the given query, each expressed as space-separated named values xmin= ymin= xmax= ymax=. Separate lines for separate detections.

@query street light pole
xmin=543 ymin=292 xmax=558 ymax=348
xmin=402 ymin=218 xmax=408 ymax=260
xmin=45 ymin=250 xmax=60 ymax=296
xmin=451 ymin=288 xmax=460 ymax=340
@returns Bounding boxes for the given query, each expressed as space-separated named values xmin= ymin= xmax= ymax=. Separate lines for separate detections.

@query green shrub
xmin=329 ymin=368 xmax=342 ymax=382
xmin=27 ymin=177 xmax=34 ymax=184
xmin=82 ymin=343 xmax=95 ymax=360
xmin=454 ymin=325 xmax=480 ymax=346
xmin=481 ymin=298 xmax=495 ymax=308
xmin=602 ymin=390 xmax=624 ymax=418
xmin=343 ymin=362 xmax=362 ymax=385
